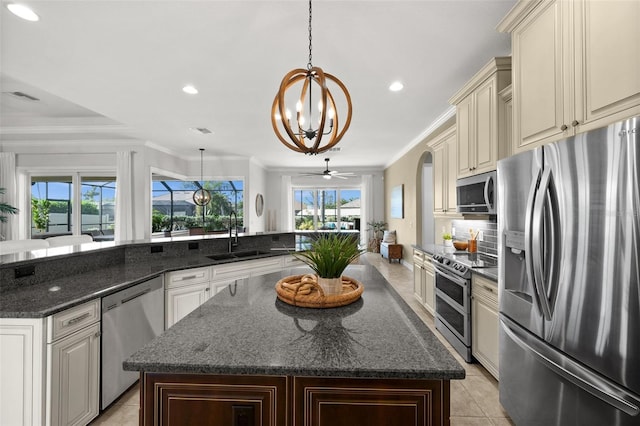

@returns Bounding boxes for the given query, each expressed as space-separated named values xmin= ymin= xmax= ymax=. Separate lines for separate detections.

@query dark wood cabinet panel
xmin=139 ymin=373 xmax=450 ymax=426
xmin=293 ymin=376 xmax=450 ymax=426
xmin=140 ymin=373 xmax=289 ymax=426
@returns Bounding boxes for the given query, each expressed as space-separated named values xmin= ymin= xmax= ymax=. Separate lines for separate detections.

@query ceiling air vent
xmin=190 ymin=127 xmax=213 ymax=135
xmin=5 ymin=91 xmax=40 ymax=101
xmin=327 ymin=147 xmax=341 ymax=152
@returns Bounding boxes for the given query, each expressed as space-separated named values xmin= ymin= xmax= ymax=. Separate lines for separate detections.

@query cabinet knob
xmin=572 ymin=120 xmax=579 ymax=127
xmin=205 ymin=288 xmax=210 ymax=291
xmin=94 ymin=331 xmax=101 ymax=338
xmin=561 ymin=124 xmax=568 ymax=131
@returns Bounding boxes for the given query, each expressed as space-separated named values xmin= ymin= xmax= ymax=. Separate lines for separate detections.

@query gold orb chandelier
xmin=272 ymin=0 xmax=352 ymax=155
xmin=193 ymin=148 xmax=211 ymax=206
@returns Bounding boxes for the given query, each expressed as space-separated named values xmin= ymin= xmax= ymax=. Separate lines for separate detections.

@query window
xmin=30 ymin=175 xmax=117 ymax=239
xmin=293 ymin=188 xmax=361 ymax=231
xmin=31 ymin=177 xmax=72 ymax=235
xmin=81 ymin=178 xmax=116 ymax=236
xmin=151 ymin=179 xmax=244 ymax=233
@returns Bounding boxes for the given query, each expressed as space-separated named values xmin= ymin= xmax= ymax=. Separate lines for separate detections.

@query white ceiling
xmin=0 ymin=0 xmax=515 ymax=172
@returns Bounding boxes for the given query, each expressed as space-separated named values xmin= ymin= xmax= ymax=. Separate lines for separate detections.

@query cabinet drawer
xmin=472 ymin=275 xmax=498 ymax=307
xmin=47 ymin=299 xmax=100 ymax=343
xmin=165 ymin=266 xmax=210 ymax=289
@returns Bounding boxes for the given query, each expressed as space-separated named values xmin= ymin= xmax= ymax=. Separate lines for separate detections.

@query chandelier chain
xmin=307 ymin=0 xmax=312 ymax=70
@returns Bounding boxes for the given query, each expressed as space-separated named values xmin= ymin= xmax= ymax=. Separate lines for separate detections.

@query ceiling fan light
xmin=322 ymin=174 xmax=332 ymax=180
xmin=389 ymin=81 xmax=404 ymax=92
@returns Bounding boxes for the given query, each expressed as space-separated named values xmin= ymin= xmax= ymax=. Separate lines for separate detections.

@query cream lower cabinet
xmin=499 ymin=0 xmax=640 ymax=153
xmin=413 ymin=249 xmax=435 ymax=316
xmin=0 ymin=300 xmax=100 ymax=426
xmin=471 ymin=274 xmax=499 ymax=380
xmin=166 ymin=256 xmax=289 ymax=327
xmin=165 ymin=266 xmax=212 ymax=329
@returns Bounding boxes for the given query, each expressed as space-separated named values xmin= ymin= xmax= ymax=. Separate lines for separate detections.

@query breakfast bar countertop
xmin=123 ymin=264 xmax=466 ymax=381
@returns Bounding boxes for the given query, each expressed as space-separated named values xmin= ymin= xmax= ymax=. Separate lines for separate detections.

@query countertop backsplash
xmin=451 ymin=218 xmax=497 ymax=258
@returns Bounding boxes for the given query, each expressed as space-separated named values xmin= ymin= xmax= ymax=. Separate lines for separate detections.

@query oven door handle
xmin=434 ymin=267 xmax=468 ymax=287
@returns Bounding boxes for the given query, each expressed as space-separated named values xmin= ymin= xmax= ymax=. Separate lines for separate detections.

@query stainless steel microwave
xmin=456 ymin=170 xmax=496 ymax=215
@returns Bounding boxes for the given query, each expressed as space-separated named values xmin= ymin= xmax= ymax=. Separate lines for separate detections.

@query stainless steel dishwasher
xmin=101 ymin=275 xmax=164 ymax=409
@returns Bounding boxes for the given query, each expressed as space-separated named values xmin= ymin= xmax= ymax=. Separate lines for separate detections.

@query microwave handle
xmin=484 ymin=174 xmax=495 ymax=213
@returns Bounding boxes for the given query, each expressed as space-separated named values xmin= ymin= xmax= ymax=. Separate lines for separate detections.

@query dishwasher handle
xmin=121 ymin=288 xmax=151 ymax=304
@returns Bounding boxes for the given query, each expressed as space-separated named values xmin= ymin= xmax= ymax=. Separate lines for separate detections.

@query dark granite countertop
xmin=123 ymin=264 xmax=465 ymax=381
xmin=472 ymin=267 xmax=498 ymax=282
xmin=0 ymin=250 xmax=289 ymax=318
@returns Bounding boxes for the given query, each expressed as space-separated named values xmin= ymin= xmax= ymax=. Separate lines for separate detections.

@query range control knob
xmin=443 ymin=259 xmax=451 ymax=266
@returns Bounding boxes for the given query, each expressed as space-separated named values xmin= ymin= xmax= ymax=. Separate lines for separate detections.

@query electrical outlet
xmin=477 ymin=230 xmax=484 ymax=241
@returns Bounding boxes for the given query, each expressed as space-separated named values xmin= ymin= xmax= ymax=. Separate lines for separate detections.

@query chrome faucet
xmin=228 ymin=210 xmax=238 ymax=253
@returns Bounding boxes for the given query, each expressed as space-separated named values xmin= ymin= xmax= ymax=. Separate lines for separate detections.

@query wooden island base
xmin=140 ymin=373 xmax=451 ymax=426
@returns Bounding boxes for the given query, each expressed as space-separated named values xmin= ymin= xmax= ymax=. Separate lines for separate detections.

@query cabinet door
xmin=165 ymin=282 xmax=210 ymax=328
xmin=0 ymin=318 xmax=46 ymax=426
xmin=456 ymin=95 xmax=474 ymax=177
xmin=512 ymin=0 xmax=569 ymax=151
xmin=413 ymin=263 xmax=424 ymax=302
xmin=445 ymin=133 xmax=458 ymax=213
xmin=48 ymin=323 xmax=100 ymax=426
xmin=579 ymin=0 xmax=640 ymax=129
xmin=474 ymin=77 xmax=497 ymax=174
xmin=471 ymin=277 xmax=499 ymax=380
xmin=432 ymin=143 xmax=445 ymax=213
xmin=422 ymin=259 xmax=435 ymax=316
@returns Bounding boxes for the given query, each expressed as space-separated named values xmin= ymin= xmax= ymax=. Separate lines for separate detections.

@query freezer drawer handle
xmin=501 ymin=317 xmax=640 ymax=416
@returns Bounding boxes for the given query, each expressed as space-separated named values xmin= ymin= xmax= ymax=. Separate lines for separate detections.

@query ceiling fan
xmin=300 ymin=158 xmax=355 ymax=180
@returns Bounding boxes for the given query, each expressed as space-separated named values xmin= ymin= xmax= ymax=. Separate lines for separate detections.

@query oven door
xmin=434 ymin=267 xmax=470 ymax=345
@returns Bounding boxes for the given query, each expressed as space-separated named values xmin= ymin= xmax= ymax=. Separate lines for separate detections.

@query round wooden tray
xmin=275 ymin=274 xmax=364 ymax=308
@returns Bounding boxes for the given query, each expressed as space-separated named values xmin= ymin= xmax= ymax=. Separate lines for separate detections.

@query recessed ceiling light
xmin=182 ymin=85 xmax=198 ymax=95
xmin=389 ymin=81 xmax=404 ymax=92
xmin=7 ymin=3 xmax=39 ymax=21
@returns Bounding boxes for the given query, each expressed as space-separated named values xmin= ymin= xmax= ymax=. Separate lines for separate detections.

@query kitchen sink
xmin=206 ymin=250 xmax=270 ymax=261
xmin=207 ymin=253 xmax=237 ymax=261
xmin=232 ymin=250 xmax=270 ymax=258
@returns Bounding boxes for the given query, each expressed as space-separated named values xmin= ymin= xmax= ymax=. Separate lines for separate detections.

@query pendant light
xmin=271 ymin=0 xmax=352 ymax=155
xmin=193 ymin=148 xmax=211 ymax=206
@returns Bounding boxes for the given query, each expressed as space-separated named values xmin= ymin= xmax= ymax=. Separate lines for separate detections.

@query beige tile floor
xmin=91 ymin=252 xmax=514 ymax=425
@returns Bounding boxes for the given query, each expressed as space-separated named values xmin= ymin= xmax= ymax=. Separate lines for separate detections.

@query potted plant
xmin=31 ymin=198 xmax=50 ymax=234
xmin=442 ymin=232 xmax=453 ymax=247
xmin=0 ymin=188 xmax=18 ymax=240
xmin=292 ymin=233 xmax=364 ymax=295
xmin=366 ymin=220 xmax=387 ymax=253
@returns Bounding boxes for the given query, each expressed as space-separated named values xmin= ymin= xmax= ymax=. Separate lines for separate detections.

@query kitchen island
xmin=124 ymin=264 xmax=464 ymax=426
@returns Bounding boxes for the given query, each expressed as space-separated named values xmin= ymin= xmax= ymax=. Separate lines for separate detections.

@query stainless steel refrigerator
xmin=497 ymin=116 xmax=640 ymax=425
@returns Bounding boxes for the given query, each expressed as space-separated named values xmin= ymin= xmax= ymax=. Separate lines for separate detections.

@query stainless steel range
xmin=432 ymin=252 xmax=497 ymax=362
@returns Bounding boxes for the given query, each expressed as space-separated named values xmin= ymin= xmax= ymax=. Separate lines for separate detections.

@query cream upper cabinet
xmin=499 ymin=0 xmax=640 ymax=153
xmin=449 ymin=57 xmax=512 ymax=178
xmin=427 ymin=125 xmax=458 ymax=215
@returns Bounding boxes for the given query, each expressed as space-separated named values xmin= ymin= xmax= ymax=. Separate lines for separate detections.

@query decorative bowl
xmin=453 ymin=241 xmax=468 ymax=251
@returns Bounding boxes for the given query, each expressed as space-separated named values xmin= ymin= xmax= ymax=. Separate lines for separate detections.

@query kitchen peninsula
xmin=124 ymin=265 xmax=464 ymax=426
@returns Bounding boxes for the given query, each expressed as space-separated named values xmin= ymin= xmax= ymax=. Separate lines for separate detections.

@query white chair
xmin=0 ymin=239 xmax=50 ymax=255
xmin=46 ymin=234 xmax=94 ymax=248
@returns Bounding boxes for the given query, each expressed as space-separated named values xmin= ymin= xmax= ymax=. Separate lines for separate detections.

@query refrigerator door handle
xmin=484 ymin=173 xmax=495 ymax=213
xmin=531 ymin=168 xmax=553 ymax=320
xmin=524 ymin=166 xmax=545 ymax=317
xmin=501 ymin=316 xmax=640 ymax=416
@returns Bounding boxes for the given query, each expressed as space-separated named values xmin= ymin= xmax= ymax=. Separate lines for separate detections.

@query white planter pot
xmin=317 ymin=276 xmax=342 ymax=296
xmin=444 ymin=239 xmax=453 ymax=247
